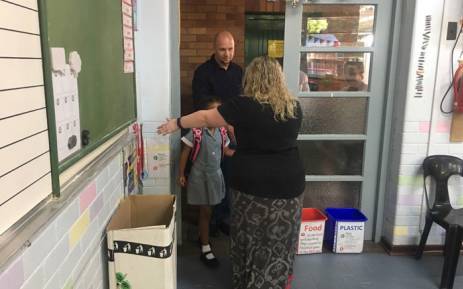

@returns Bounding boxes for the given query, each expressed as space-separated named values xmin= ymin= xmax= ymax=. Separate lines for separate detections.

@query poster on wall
xmin=50 ymin=47 xmax=82 ymax=161
xmin=122 ymin=0 xmax=135 ymax=73
xmin=145 ymin=136 xmax=169 ymax=179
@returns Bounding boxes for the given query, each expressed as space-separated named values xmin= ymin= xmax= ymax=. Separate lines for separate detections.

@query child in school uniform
xmin=178 ymin=97 xmax=234 ymax=268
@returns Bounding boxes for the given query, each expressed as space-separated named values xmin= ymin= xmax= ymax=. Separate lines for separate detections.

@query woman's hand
xmin=157 ymin=118 xmax=178 ymax=135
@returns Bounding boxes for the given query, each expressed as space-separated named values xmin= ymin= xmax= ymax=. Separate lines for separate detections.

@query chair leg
xmin=416 ymin=215 xmax=433 ymax=259
xmin=440 ymin=226 xmax=462 ymax=289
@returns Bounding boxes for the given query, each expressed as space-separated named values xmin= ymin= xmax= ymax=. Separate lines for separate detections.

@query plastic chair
xmin=415 ymin=155 xmax=463 ymax=289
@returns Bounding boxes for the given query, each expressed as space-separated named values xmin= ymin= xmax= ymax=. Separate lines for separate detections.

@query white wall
xmin=134 ymin=0 xmax=169 ymax=195
xmin=135 ymin=0 xmax=171 ymax=121
xmin=135 ymin=0 xmax=180 ymax=196
xmin=383 ymin=0 xmax=463 ymax=246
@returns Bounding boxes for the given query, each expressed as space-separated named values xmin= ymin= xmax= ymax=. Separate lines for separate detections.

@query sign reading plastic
xmin=333 ymin=221 xmax=365 ymax=253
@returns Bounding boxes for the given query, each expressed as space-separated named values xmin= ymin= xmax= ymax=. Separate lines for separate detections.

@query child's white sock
xmin=201 ymin=244 xmax=215 ymax=260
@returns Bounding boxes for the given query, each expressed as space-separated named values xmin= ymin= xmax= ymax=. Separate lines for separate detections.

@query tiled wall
xmin=384 ymin=0 xmax=463 ymax=246
xmin=0 ymin=153 xmax=124 ymax=289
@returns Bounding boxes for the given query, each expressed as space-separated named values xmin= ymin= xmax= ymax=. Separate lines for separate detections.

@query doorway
xmin=245 ymin=14 xmax=285 ymax=65
xmin=283 ymin=0 xmax=393 ymax=239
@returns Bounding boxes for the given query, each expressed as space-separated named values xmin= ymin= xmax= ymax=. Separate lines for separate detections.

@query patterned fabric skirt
xmin=230 ymin=189 xmax=303 ymax=289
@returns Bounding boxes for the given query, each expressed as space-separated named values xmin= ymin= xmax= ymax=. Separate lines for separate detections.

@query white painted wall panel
xmin=135 ymin=0 xmax=171 ymax=121
xmin=0 ymin=173 xmax=51 ymax=234
xmin=0 ymin=1 xmax=39 ymax=34
xmin=0 ymin=152 xmax=50 ymax=205
xmin=0 ymin=109 xmax=47 ymax=148
xmin=0 ymin=0 xmax=52 ymax=237
xmin=0 ymin=86 xmax=45 ymax=119
xmin=7 ymin=0 xmax=38 ymax=10
xmin=0 ymin=131 xmax=49 ymax=177
xmin=0 ymin=30 xmax=41 ymax=58
xmin=0 ymin=59 xmax=43 ymax=90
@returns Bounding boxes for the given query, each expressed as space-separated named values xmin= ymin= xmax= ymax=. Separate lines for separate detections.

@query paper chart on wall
xmin=50 ymin=47 xmax=82 ymax=162
xmin=121 ymin=0 xmax=135 ymax=73
xmin=145 ymin=136 xmax=170 ymax=179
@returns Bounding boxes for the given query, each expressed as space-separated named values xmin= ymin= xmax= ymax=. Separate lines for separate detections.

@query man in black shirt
xmin=191 ymin=31 xmax=243 ymax=236
xmin=192 ymin=31 xmax=243 ymax=110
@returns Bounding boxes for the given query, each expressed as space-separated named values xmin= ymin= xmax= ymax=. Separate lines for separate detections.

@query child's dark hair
xmin=198 ymin=97 xmax=221 ymax=110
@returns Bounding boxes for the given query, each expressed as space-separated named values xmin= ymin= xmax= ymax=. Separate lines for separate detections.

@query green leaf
xmin=116 ymin=272 xmax=126 ymax=282
xmin=307 ymin=19 xmax=328 ymax=33
xmin=121 ymin=280 xmax=131 ymax=289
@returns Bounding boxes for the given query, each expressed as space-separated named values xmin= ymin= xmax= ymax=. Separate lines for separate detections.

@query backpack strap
xmin=190 ymin=128 xmax=203 ymax=161
xmin=219 ymin=127 xmax=228 ymax=159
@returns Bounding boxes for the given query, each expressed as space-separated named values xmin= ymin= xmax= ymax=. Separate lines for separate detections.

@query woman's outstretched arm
xmin=157 ymin=108 xmax=228 ymax=135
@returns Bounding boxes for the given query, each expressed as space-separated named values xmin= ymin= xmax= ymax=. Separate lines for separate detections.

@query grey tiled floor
xmin=177 ymin=233 xmax=463 ymax=289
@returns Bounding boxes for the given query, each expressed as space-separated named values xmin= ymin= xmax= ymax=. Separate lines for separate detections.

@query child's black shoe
xmin=200 ymin=244 xmax=220 ymax=268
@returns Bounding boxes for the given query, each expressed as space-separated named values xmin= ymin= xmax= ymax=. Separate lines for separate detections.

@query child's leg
xmin=198 ymin=204 xmax=219 ymax=267
xmin=198 ymin=205 xmax=212 ymax=245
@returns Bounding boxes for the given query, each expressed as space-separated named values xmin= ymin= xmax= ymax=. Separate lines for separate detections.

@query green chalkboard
xmin=41 ymin=0 xmax=136 ymax=176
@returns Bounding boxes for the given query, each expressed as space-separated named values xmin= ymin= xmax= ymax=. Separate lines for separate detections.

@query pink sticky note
xmin=124 ymin=38 xmax=134 ymax=52
xmin=124 ymin=50 xmax=134 ymax=61
xmin=123 ymin=14 xmax=132 ymax=27
xmin=122 ymin=2 xmax=132 ymax=16
xmin=124 ymin=61 xmax=134 ymax=73
xmin=123 ymin=26 xmax=133 ymax=39
xmin=419 ymin=121 xmax=430 ymax=133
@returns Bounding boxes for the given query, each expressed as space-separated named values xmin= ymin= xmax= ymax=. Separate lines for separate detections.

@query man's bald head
xmin=214 ymin=31 xmax=234 ymax=47
xmin=214 ymin=31 xmax=235 ymax=69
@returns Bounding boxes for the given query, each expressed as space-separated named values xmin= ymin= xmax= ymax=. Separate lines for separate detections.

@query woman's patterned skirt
xmin=230 ymin=189 xmax=303 ymax=289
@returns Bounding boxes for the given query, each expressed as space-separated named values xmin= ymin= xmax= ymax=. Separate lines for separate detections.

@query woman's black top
xmin=217 ymin=96 xmax=305 ymax=199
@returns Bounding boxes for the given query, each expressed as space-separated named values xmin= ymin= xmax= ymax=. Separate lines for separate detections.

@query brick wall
xmin=180 ymin=0 xmax=245 ymax=115
xmin=246 ymin=0 xmax=285 ymax=13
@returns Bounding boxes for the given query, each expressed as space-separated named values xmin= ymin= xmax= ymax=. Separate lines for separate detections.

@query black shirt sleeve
xmin=217 ymin=97 xmax=243 ymax=126
xmin=192 ymin=66 xmax=212 ymax=111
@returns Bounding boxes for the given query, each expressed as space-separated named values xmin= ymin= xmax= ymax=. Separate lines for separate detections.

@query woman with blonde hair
xmin=158 ymin=56 xmax=305 ymax=289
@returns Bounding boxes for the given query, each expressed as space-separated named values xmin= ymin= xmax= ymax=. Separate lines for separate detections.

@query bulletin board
xmin=42 ymin=0 xmax=137 ymax=172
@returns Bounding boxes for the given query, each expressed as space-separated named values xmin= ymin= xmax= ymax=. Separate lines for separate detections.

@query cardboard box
xmin=324 ymin=208 xmax=367 ymax=253
xmin=107 ymin=195 xmax=176 ymax=289
xmin=297 ymin=208 xmax=327 ymax=254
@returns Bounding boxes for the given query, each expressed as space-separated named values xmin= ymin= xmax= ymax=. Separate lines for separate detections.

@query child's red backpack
xmin=190 ymin=127 xmax=228 ymax=161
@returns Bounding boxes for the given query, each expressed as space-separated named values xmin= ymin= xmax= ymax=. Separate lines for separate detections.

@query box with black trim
xmin=107 ymin=195 xmax=176 ymax=289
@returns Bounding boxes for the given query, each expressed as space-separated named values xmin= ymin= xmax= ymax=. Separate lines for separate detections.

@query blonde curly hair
xmin=243 ymin=56 xmax=297 ymax=121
